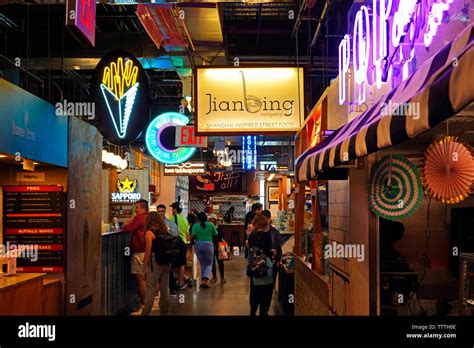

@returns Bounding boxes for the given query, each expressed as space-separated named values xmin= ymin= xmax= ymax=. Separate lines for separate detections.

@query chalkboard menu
xmin=2 ymin=185 xmax=65 ymax=272
xmin=189 ymin=172 xmax=246 ymax=194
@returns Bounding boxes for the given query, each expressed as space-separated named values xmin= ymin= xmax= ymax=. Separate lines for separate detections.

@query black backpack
xmin=152 ymin=230 xmax=184 ymax=265
xmin=246 ymin=233 xmax=269 ymax=278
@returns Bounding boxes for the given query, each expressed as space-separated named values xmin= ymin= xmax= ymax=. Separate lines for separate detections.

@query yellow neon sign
xmin=102 ymin=57 xmax=138 ymax=99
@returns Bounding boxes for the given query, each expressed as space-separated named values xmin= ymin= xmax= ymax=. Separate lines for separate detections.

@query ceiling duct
xmin=136 ymin=4 xmax=192 ymax=52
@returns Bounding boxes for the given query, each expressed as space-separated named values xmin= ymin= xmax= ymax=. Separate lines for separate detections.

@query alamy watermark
xmin=380 ymin=101 xmax=420 ymax=120
xmin=324 ymin=242 xmax=365 ymax=262
xmin=1 ymin=242 xmax=38 ymax=262
xmin=55 ymin=99 xmax=95 ymax=120
xmin=18 ymin=322 xmax=55 ymax=341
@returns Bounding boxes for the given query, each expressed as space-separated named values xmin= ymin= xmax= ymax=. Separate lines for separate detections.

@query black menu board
xmin=189 ymin=172 xmax=247 ymax=194
xmin=2 ymin=185 xmax=65 ymax=272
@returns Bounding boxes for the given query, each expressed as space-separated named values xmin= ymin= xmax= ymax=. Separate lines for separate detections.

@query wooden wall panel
xmin=66 ymin=118 xmax=102 ymax=315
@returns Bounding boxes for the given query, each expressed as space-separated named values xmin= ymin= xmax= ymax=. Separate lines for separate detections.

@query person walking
xmin=191 ymin=212 xmax=217 ymax=288
xmin=261 ymin=210 xmax=283 ymax=285
xmin=142 ymin=212 xmax=172 ymax=316
xmin=209 ymin=214 xmax=226 ymax=284
xmin=247 ymin=214 xmax=275 ymax=316
xmin=170 ymin=202 xmax=189 ymax=289
xmin=123 ymin=199 xmax=149 ymax=313
xmin=156 ymin=204 xmax=182 ymax=295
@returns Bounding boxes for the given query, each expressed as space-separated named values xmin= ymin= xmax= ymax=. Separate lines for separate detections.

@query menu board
xmin=2 ymin=185 xmax=65 ymax=272
xmin=189 ymin=172 xmax=246 ymax=194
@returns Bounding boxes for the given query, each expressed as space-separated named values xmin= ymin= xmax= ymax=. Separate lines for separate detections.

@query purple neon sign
xmin=338 ymin=0 xmax=453 ymax=106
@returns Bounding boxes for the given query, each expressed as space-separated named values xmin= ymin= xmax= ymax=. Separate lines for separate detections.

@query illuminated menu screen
xmin=2 ymin=185 xmax=65 ymax=273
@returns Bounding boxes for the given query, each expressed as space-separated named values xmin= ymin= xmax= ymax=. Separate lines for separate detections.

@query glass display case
xmin=459 ymin=253 xmax=474 ymax=316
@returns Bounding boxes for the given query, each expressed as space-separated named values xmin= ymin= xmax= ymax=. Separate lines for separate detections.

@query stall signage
xmin=66 ymin=0 xmax=96 ymax=46
xmin=111 ymin=176 xmax=141 ymax=202
xmin=91 ymin=50 xmax=151 ymax=145
xmin=190 ymin=172 xmax=246 ymax=193
xmin=2 ymin=185 xmax=65 ymax=273
xmin=0 ymin=79 xmax=68 ymax=167
xmin=175 ymin=126 xmax=208 ymax=148
xmin=16 ymin=172 xmax=45 ymax=182
xmin=164 ymin=162 xmax=207 ymax=176
xmin=146 ymin=112 xmax=197 ymax=165
xmin=242 ymin=135 xmax=257 ymax=170
xmin=339 ymin=0 xmax=453 ymax=106
xmin=195 ymin=67 xmax=304 ymax=134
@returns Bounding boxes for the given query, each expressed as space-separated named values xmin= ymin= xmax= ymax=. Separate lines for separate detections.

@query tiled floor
xmin=147 ymin=253 xmax=275 ymax=316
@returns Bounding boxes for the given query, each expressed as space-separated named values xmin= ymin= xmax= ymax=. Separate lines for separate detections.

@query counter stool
xmin=230 ymin=231 xmax=241 ymax=250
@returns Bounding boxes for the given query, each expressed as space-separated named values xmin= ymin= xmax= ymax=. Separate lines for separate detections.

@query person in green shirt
xmin=169 ymin=202 xmax=189 ymax=289
xmin=191 ymin=212 xmax=218 ymax=288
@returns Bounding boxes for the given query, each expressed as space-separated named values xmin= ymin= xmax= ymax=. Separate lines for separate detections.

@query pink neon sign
xmin=338 ymin=0 xmax=452 ymax=106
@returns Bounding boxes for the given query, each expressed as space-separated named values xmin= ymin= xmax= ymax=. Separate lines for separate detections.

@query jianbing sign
xmin=195 ymin=67 xmax=304 ymax=135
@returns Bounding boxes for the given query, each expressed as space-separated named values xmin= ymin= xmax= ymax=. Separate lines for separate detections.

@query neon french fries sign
xmin=339 ymin=0 xmax=453 ymax=106
xmin=101 ymin=57 xmax=139 ymax=139
xmin=91 ymin=50 xmax=150 ymax=146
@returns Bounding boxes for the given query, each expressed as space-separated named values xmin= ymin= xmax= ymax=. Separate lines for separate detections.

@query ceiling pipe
xmin=310 ymin=0 xmax=331 ymax=48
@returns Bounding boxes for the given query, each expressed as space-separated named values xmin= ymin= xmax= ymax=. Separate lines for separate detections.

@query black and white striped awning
xmin=296 ymin=23 xmax=474 ymax=183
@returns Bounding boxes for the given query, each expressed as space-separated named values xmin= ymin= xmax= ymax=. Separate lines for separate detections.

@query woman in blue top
xmin=191 ymin=212 xmax=218 ymax=288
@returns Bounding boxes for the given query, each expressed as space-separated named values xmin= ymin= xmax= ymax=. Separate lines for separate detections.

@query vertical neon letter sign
xmin=424 ymin=0 xmax=453 ymax=48
xmin=338 ymin=34 xmax=350 ymax=105
xmin=373 ymin=0 xmax=392 ymax=88
xmin=353 ymin=6 xmax=371 ymax=105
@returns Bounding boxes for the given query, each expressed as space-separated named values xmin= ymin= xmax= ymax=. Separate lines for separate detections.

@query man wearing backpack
xmin=157 ymin=204 xmax=182 ymax=295
xmin=142 ymin=211 xmax=182 ymax=315
xmin=246 ymin=214 xmax=276 ymax=316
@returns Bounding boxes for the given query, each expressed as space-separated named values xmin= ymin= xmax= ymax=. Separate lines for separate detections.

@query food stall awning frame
xmin=296 ymin=23 xmax=474 ymax=183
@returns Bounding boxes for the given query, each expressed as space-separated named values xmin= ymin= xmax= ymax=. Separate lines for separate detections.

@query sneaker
xmin=210 ymin=278 xmax=217 ymax=283
xmin=170 ymin=294 xmax=178 ymax=299
xmin=200 ymin=282 xmax=211 ymax=288
xmin=130 ymin=304 xmax=144 ymax=316
xmin=177 ymin=283 xmax=188 ymax=291
xmin=221 ymin=279 xmax=227 ymax=284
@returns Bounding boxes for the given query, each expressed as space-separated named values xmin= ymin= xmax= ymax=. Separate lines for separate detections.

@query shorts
xmin=131 ymin=252 xmax=145 ymax=274
xmin=172 ymin=243 xmax=187 ymax=268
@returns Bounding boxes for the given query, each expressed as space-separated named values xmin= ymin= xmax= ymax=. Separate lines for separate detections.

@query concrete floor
xmin=146 ymin=254 xmax=276 ymax=316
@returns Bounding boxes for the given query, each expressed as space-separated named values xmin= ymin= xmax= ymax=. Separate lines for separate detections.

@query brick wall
xmin=295 ymin=256 xmax=331 ymax=315
xmin=327 ymin=180 xmax=351 ymax=315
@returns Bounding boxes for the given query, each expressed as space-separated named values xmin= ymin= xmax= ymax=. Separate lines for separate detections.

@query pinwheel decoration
xmin=420 ymin=136 xmax=474 ymax=204
xmin=369 ymin=154 xmax=423 ymax=220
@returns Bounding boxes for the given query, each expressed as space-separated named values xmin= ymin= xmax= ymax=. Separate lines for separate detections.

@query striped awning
xmin=296 ymin=23 xmax=474 ymax=183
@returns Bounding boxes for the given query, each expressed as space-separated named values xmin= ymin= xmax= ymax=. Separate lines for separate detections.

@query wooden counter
xmin=220 ymin=223 xmax=245 ymax=248
xmin=0 ymin=273 xmax=46 ymax=315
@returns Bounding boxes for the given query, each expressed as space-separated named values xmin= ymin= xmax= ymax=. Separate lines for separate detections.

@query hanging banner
xmin=66 ymin=0 xmax=96 ymax=46
xmin=91 ymin=50 xmax=151 ymax=145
